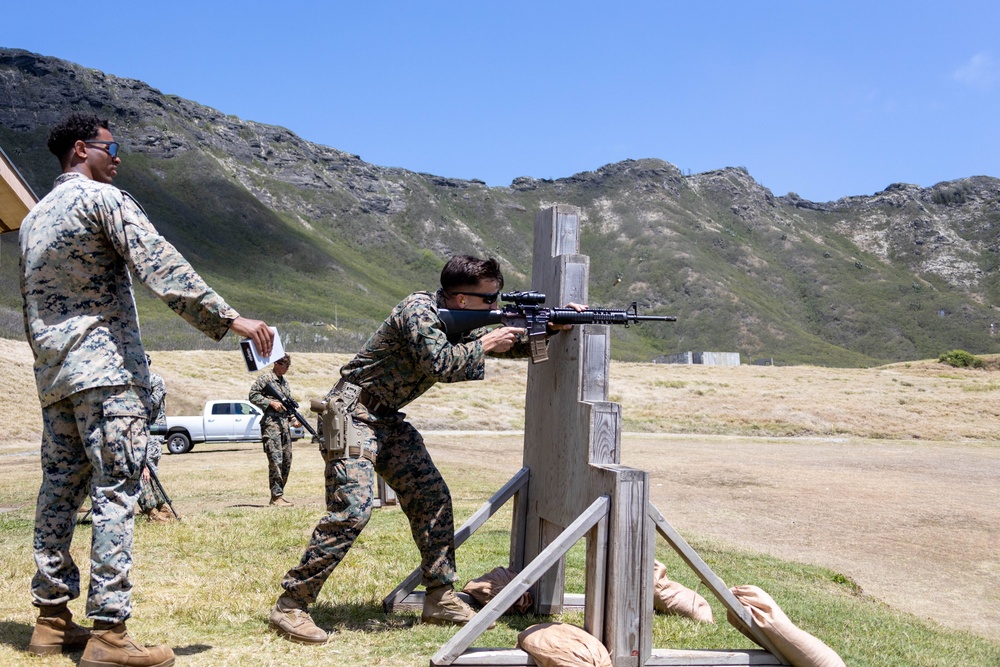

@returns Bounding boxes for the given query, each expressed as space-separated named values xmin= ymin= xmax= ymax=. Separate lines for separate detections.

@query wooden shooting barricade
xmin=384 ymin=206 xmax=790 ymax=666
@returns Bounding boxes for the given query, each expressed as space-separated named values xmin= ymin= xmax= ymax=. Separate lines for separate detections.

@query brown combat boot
xmin=79 ymin=621 xmax=174 ymax=667
xmin=269 ymin=594 xmax=328 ymax=644
xmin=27 ymin=604 xmax=91 ymax=656
xmin=269 ymin=495 xmax=293 ymax=507
xmin=422 ymin=584 xmax=495 ymax=628
xmin=144 ymin=508 xmax=171 ymax=523
xmin=155 ymin=504 xmax=179 ymax=521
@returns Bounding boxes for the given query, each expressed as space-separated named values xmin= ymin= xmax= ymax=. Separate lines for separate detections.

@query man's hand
xmin=269 ymin=400 xmax=287 ymax=413
xmin=230 ymin=316 xmax=274 ymax=357
xmin=549 ymin=302 xmax=588 ymax=332
xmin=141 ymin=467 xmax=150 ymax=483
xmin=481 ymin=326 xmax=527 ymax=353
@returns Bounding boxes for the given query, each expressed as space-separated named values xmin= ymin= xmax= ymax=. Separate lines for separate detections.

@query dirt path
xmin=426 ymin=432 xmax=1000 ymax=642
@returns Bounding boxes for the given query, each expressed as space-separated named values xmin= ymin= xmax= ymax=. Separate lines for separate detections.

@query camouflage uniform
xmin=20 ymin=171 xmax=239 ymax=623
xmin=281 ymin=290 xmax=531 ymax=605
xmin=249 ymin=370 xmax=294 ymax=498
xmin=137 ymin=372 xmax=167 ymax=513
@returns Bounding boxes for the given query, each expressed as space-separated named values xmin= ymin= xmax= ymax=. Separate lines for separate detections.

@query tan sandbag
xmin=517 ymin=622 xmax=612 ymax=667
xmin=462 ymin=566 xmax=532 ymax=614
xmin=727 ymin=585 xmax=845 ymax=667
xmin=653 ymin=559 xmax=714 ymax=623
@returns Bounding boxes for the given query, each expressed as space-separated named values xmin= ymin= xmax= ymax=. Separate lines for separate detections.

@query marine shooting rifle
xmin=438 ymin=290 xmax=677 ymax=363
xmin=262 ymin=382 xmax=318 ymax=438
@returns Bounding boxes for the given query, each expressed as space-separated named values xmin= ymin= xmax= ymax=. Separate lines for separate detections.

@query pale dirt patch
xmin=424 ymin=433 xmax=1000 ymax=643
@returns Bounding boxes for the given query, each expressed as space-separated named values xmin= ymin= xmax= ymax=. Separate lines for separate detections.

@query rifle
xmin=145 ymin=462 xmax=180 ymax=520
xmin=438 ymin=290 xmax=677 ymax=363
xmin=262 ymin=382 xmax=318 ymax=438
xmin=143 ymin=423 xmax=181 ymax=520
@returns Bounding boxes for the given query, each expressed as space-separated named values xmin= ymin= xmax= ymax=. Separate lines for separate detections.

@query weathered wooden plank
xmin=440 ymin=647 xmax=782 ymax=666
xmin=376 ymin=474 xmax=397 ymax=506
xmin=583 ymin=514 xmax=608 ymax=641
xmin=382 ymin=468 xmax=529 ymax=611
xmin=431 ymin=497 xmax=610 ymax=666
xmin=601 ymin=466 xmax=651 ymax=667
xmin=646 ymin=649 xmax=783 ymax=665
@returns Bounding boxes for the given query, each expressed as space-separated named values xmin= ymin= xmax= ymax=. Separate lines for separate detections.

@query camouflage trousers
xmin=32 ymin=385 xmax=150 ymax=623
xmin=262 ymin=416 xmax=292 ymax=498
xmin=281 ymin=414 xmax=457 ymax=605
xmin=137 ymin=436 xmax=164 ymax=513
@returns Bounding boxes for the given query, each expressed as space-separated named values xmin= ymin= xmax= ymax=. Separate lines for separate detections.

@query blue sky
xmin=4 ymin=1 xmax=998 ymax=202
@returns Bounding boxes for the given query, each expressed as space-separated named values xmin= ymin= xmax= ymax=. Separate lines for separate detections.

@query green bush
xmin=938 ymin=349 xmax=983 ymax=368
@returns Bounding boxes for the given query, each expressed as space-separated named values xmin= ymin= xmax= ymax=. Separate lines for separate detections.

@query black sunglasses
xmin=449 ymin=291 xmax=500 ymax=305
xmin=85 ymin=141 xmax=120 ymax=158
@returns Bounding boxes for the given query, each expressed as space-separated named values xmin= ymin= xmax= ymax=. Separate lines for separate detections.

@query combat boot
xmin=269 ymin=593 xmax=328 ymax=644
xmin=144 ymin=508 xmax=170 ymax=523
xmin=154 ymin=505 xmax=179 ymax=521
xmin=270 ymin=495 xmax=293 ymax=507
xmin=27 ymin=604 xmax=91 ymax=656
xmin=422 ymin=584 xmax=495 ymax=628
xmin=79 ymin=621 xmax=174 ymax=667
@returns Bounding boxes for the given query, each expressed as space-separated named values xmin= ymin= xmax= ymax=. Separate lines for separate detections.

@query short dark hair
xmin=46 ymin=113 xmax=109 ymax=162
xmin=440 ymin=255 xmax=504 ymax=291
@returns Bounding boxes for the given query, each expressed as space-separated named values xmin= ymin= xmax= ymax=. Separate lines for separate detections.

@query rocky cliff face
xmin=2 ymin=47 xmax=997 ymax=364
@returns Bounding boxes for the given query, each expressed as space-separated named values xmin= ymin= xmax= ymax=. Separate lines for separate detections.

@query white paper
xmin=239 ymin=327 xmax=285 ymax=372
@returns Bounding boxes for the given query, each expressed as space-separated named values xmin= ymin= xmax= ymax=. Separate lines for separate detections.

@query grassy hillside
xmin=2 ymin=49 xmax=999 ymax=365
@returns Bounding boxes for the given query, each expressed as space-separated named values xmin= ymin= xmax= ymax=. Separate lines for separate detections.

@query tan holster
xmin=310 ymin=382 xmax=364 ymax=460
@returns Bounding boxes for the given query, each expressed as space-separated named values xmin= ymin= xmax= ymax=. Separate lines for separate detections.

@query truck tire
xmin=166 ymin=432 xmax=192 ymax=455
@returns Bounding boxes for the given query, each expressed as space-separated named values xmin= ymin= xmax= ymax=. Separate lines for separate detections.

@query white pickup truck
xmin=163 ymin=399 xmax=303 ymax=455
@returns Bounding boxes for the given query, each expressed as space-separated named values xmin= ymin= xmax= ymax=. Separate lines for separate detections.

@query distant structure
xmin=654 ymin=351 xmax=741 ymax=366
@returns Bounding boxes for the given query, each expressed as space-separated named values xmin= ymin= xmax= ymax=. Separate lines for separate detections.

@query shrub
xmin=938 ymin=349 xmax=983 ymax=368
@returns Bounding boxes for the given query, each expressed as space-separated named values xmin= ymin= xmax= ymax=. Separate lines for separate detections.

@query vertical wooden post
xmin=512 ymin=205 xmax=651 ymax=666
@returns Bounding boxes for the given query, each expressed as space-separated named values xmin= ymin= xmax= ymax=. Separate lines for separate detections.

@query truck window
xmin=235 ymin=402 xmax=257 ymax=415
xmin=211 ymin=403 xmax=232 ymax=415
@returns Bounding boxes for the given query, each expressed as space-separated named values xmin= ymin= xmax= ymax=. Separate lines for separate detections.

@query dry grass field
xmin=2 ymin=336 xmax=999 ymax=660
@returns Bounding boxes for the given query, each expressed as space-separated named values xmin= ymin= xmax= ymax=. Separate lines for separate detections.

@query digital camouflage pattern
xmin=250 ymin=370 xmax=294 ymax=497
xmin=281 ymin=290 xmax=533 ymax=604
xmin=137 ymin=371 xmax=167 ymax=513
xmin=21 ymin=171 xmax=243 ymax=622
xmin=20 ymin=172 xmax=238 ymax=408
xmin=33 ymin=385 xmax=148 ymax=622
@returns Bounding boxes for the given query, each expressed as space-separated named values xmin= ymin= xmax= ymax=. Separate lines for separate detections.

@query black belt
xmin=334 ymin=379 xmax=395 ymax=417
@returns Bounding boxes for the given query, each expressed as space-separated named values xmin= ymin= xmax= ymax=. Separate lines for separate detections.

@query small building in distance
xmin=654 ymin=351 xmax=741 ymax=366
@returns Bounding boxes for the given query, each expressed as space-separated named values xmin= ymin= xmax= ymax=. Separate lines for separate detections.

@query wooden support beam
xmin=647 ymin=504 xmax=790 ymax=666
xmin=431 ymin=496 xmax=611 ymax=666
xmin=383 ymin=468 xmax=529 ymax=612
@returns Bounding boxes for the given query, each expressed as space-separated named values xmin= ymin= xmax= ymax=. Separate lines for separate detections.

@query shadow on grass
xmin=173 ymin=643 xmax=212 ymax=656
xmin=0 ymin=620 xmax=34 ymax=654
xmin=308 ymin=601 xmax=558 ymax=636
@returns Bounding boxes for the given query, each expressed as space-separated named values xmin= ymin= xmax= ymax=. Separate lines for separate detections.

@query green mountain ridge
xmin=2 ymin=47 xmax=998 ymax=366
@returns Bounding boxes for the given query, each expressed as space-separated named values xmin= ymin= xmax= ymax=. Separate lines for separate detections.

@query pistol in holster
xmin=310 ymin=382 xmax=366 ymax=461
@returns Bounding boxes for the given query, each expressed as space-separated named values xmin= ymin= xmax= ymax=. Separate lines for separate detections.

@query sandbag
xmin=462 ymin=566 xmax=532 ymax=614
xmin=653 ymin=559 xmax=714 ymax=623
xmin=517 ymin=622 xmax=612 ymax=667
xmin=727 ymin=585 xmax=845 ymax=667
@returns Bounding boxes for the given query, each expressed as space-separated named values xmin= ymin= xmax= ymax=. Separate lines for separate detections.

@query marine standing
xmin=268 ymin=255 xmax=581 ymax=644
xmin=249 ymin=354 xmax=297 ymax=506
xmin=20 ymin=112 xmax=273 ymax=666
